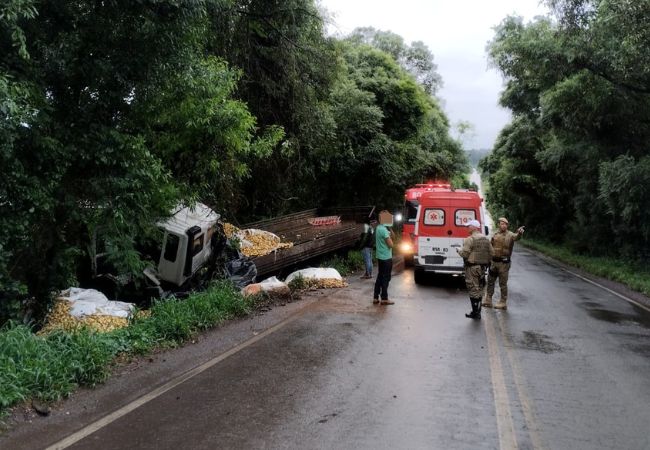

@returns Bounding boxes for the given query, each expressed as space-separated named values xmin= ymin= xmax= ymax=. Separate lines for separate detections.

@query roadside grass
xmin=0 ymin=280 xmax=252 ymax=417
xmin=320 ymin=250 xmax=364 ymax=276
xmin=522 ymin=240 xmax=650 ymax=297
xmin=287 ymin=274 xmax=309 ymax=292
xmin=1 ymin=253 xmax=366 ymax=418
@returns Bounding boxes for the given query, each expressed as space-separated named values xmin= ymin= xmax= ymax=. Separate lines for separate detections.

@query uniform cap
xmin=498 ymin=217 xmax=509 ymax=225
xmin=467 ymin=219 xmax=481 ymax=228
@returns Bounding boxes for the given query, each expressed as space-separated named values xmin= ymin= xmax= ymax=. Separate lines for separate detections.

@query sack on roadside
xmin=259 ymin=276 xmax=291 ymax=296
xmin=285 ymin=268 xmax=347 ymax=289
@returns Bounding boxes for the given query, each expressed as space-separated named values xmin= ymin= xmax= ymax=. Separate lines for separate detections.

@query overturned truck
xmin=91 ymin=204 xmax=372 ymax=299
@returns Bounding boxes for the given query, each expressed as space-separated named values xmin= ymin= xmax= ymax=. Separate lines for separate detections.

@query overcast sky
xmin=319 ymin=0 xmax=549 ymax=149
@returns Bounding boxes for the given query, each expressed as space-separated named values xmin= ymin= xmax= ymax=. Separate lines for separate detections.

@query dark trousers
xmin=374 ymin=258 xmax=393 ymax=300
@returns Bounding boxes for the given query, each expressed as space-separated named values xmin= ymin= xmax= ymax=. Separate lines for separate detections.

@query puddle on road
xmin=611 ymin=332 xmax=650 ymax=357
xmin=554 ymin=272 xmax=575 ymax=282
xmin=582 ymin=303 xmax=650 ymax=329
xmin=580 ymin=301 xmax=602 ymax=308
xmin=519 ymin=331 xmax=563 ymax=354
xmin=623 ymin=343 xmax=650 ymax=357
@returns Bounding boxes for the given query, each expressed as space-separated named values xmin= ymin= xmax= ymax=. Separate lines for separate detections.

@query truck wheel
xmin=414 ymin=269 xmax=425 ymax=285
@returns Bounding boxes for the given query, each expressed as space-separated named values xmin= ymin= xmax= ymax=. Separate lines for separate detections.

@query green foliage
xmin=523 ymin=239 xmax=650 ymax=297
xmin=116 ymin=280 xmax=250 ymax=351
xmin=0 ymin=281 xmax=248 ymax=413
xmin=0 ymin=1 xmax=275 ymax=322
xmin=320 ymin=250 xmax=364 ymax=277
xmin=141 ymin=56 xmax=284 ymax=212
xmin=343 ymin=250 xmax=365 ymax=274
xmin=287 ymin=274 xmax=308 ymax=292
xmin=598 ymin=155 xmax=650 ymax=260
xmin=348 ymin=27 xmax=442 ymax=95
xmin=318 ymin=39 xmax=467 ymax=208
xmin=1 ymin=1 xmax=466 ymax=324
xmin=0 ymin=323 xmax=119 ymax=408
xmin=0 ymin=0 xmax=37 ymax=59
xmin=483 ymin=0 xmax=650 ymax=265
xmin=1 ymin=1 xmax=41 ymax=320
xmin=208 ymin=0 xmax=341 ymax=217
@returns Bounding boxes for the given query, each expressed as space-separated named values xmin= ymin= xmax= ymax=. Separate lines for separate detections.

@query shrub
xmin=0 ymin=280 xmax=250 ymax=415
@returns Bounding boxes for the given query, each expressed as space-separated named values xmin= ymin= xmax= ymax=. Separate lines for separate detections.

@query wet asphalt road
xmin=8 ymin=249 xmax=650 ymax=450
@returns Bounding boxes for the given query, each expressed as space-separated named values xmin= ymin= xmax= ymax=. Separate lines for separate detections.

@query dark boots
xmin=465 ymin=297 xmax=482 ymax=320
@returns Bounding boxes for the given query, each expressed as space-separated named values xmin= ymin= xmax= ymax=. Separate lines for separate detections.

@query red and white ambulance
xmin=413 ymin=187 xmax=488 ymax=283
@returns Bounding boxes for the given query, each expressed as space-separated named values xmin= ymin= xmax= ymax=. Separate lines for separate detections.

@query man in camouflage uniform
xmin=483 ymin=217 xmax=525 ymax=310
xmin=457 ymin=219 xmax=493 ymax=320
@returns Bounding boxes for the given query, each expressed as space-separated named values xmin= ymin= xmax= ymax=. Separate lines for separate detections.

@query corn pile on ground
xmin=306 ymin=278 xmax=348 ymax=289
xmin=39 ymin=299 xmax=130 ymax=334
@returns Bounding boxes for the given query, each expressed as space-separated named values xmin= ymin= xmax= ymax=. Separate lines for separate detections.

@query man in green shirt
xmin=373 ymin=212 xmax=395 ymax=305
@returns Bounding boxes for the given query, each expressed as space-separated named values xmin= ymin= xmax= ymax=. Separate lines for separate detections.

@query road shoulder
xmin=0 ymin=290 xmax=330 ymax=448
xmin=521 ymin=246 xmax=650 ymax=311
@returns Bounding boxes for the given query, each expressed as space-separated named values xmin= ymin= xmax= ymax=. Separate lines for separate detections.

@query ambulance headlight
xmin=395 ymin=212 xmax=403 ymax=223
xmin=399 ymin=241 xmax=413 ymax=254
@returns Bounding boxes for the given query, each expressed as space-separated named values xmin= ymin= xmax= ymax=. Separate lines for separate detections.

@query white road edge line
xmin=484 ymin=312 xmax=518 ymax=450
xmin=561 ymin=268 xmax=650 ymax=313
xmin=523 ymin=248 xmax=650 ymax=313
xmin=46 ymin=310 xmax=306 ymax=450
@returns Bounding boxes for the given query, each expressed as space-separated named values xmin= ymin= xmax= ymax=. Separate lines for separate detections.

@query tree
xmin=0 ymin=0 xmax=469 ymax=325
xmin=320 ymin=40 xmax=466 ymax=207
xmin=483 ymin=0 xmax=650 ymax=261
xmin=348 ymin=27 xmax=442 ymax=95
xmin=0 ymin=0 xmax=40 ymax=320
xmin=0 ymin=1 xmax=275 ymax=323
xmin=204 ymin=0 xmax=341 ymax=218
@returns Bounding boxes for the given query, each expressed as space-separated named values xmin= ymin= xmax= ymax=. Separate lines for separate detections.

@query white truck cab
xmin=157 ymin=203 xmax=220 ymax=287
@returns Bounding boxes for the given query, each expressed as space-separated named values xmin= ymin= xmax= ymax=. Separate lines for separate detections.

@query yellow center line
xmin=496 ymin=313 xmax=546 ymax=450
xmin=484 ymin=311 xmax=518 ymax=450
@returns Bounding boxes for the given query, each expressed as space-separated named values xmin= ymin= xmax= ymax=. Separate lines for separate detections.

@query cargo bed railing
xmin=243 ymin=206 xmax=374 ymax=276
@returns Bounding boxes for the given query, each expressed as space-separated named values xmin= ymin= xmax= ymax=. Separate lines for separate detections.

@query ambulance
xmin=412 ymin=187 xmax=488 ymax=283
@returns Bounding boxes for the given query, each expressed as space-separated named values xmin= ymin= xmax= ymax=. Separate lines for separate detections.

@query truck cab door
xmin=184 ymin=225 xmax=203 ymax=277
xmin=158 ymin=231 xmax=185 ymax=286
